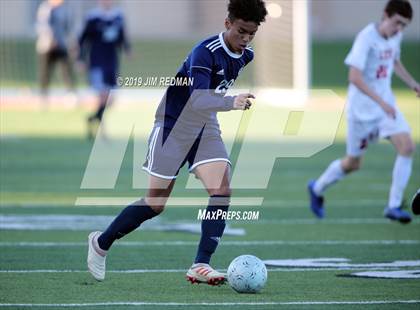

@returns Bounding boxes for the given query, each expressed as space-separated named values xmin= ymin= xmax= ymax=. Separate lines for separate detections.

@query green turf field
xmin=0 ymin=89 xmax=419 ymax=309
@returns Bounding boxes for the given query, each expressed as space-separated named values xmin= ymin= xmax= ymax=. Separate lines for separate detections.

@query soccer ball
xmin=227 ymin=255 xmax=267 ymax=293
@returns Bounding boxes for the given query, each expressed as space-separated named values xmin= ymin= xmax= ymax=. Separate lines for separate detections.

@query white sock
xmin=314 ymin=159 xmax=345 ymax=196
xmin=388 ymin=155 xmax=412 ymax=209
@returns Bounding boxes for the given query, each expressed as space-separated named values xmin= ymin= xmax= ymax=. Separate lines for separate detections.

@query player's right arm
xmin=348 ymin=67 xmax=396 ymax=119
xmin=188 ymin=46 xmax=253 ymax=112
xmin=393 ymin=60 xmax=420 ymax=97
xmin=77 ymin=14 xmax=95 ymax=65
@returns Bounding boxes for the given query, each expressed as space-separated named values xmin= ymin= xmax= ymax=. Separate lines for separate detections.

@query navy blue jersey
xmin=79 ymin=7 xmax=130 ymax=71
xmin=155 ymin=32 xmax=254 ymax=137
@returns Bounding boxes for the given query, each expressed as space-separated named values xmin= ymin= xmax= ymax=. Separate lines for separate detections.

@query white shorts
xmin=346 ymin=109 xmax=411 ymax=157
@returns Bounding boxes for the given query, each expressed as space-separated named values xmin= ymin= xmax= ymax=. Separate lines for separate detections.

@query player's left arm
xmin=77 ymin=16 xmax=93 ymax=63
xmin=118 ymin=15 xmax=131 ymax=57
xmin=394 ymin=59 xmax=420 ymax=97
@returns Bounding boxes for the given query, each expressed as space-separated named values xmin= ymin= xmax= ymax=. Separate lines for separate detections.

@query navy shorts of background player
xmin=143 ymin=32 xmax=254 ymax=179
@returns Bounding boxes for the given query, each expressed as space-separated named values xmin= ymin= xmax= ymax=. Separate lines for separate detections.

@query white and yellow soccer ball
xmin=227 ymin=255 xmax=267 ymax=293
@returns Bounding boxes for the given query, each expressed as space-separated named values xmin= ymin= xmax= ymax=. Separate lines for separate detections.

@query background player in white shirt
xmin=308 ymin=0 xmax=419 ymax=223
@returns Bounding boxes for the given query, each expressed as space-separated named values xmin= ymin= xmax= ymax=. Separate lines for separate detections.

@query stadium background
xmin=0 ymin=0 xmax=419 ymax=308
xmin=1 ymin=0 xmax=419 ymax=88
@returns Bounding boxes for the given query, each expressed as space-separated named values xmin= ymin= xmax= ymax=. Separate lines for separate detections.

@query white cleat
xmin=186 ymin=263 xmax=226 ymax=286
xmin=87 ymin=231 xmax=107 ymax=281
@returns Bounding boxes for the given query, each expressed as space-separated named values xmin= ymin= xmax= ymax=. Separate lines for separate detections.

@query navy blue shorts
xmin=142 ymin=126 xmax=231 ymax=179
xmin=89 ymin=67 xmax=116 ymax=92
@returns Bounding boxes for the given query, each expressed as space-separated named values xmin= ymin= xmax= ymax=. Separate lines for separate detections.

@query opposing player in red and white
xmin=308 ymin=0 xmax=419 ymax=223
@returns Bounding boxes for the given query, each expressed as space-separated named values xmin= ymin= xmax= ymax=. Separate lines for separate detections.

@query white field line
xmin=2 ymin=267 xmax=420 ymax=274
xmin=75 ymin=197 xmax=395 ymax=207
xmin=0 ymin=300 xmax=419 ymax=307
xmin=75 ymin=197 xmax=264 ymax=206
xmin=0 ymin=198 xmax=401 ymax=208
xmin=2 ymin=214 xmax=419 ymax=229
xmin=0 ymin=240 xmax=419 ymax=247
xmin=251 ymin=218 xmax=420 ymax=224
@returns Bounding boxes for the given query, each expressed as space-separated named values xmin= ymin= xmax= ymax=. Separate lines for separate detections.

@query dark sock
xmin=194 ymin=195 xmax=230 ymax=264
xmin=98 ymin=198 xmax=159 ymax=250
xmin=95 ymin=104 xmax=106 ymax=121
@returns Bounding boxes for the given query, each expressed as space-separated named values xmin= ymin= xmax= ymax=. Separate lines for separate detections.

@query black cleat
xmin=411 ymin=189 xmax=420 ymax=215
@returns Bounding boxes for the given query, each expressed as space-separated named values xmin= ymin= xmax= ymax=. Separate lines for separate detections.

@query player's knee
xmin=209 ymin=193 xmax=231 ymax=210
xmin=399 ymin=141 xmax=415 ymax=157
xmin=208 ymin=190 xmax=232 ymax=198
xmin=144 ymin=197 xmax=166 ymax=214
xmin=349 ymin=161 xmax=361 ymax=172
xmin=209 ymin=187 xmax=232 ymax=198
xmin=149 ymin=204 xmax=165 ymax=214
xmin=342 ymin=157 xmax=361 ymax=173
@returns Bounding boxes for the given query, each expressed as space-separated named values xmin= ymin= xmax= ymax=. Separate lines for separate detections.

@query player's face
xmin=224 ymin=18 xmax=259 ymax=54
xmin=49 ymin=0 xmax=64 ymax=6
xmin=99 ymin=0 xmax=113 ymax=10
xmin=381 ymin=13 xmax=410 ymax=37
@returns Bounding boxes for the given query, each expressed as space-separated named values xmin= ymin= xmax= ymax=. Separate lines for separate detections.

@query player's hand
xmin=380 ymin=100 xmax=396 ymax=119
xmin=233 ymin=93 xmax=255 ymax=110
xmin=411 ymin=82 xmax=420 ymax=98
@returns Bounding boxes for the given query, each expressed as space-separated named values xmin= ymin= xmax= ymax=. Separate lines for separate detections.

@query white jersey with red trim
xmin=344 ymin=23 xmax=402 ymax=122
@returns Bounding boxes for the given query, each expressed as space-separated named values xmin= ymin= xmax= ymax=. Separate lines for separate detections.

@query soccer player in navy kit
xmin=87 ymin=0 xmax=267 ymax=285
xmin=78 ymin=0 xmax=131 ymax=139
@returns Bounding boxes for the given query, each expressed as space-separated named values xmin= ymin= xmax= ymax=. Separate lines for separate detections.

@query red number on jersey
xmin=376 ymin=65 xmax=388 ymax=79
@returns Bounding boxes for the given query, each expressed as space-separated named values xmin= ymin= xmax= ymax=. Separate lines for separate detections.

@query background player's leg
xmin=309 ymin=156 xmax=361 ymax=218
xmin=312 ymin=119 xmax=365 ymax=197
xmin=59 ymin=52 xmax=76 ymax=92
xmin=92 ymin=90 xmax=109 ymax=122
xmin=193 ymin=162 xmax=231 ymax=264
xmin=97 ymin=176 xmax=175 ymax=251
xmin=388 ymin=132 xmax=415 ymax=209
xmin=313 ymin=156 xmax=360 ymax=196
xmin=39 ymin=52 xmax=54 ymax=105
xmin=94 ymin=70 xmax=117 ymax=125
xmin=95 ymin=90 xmax=111 ymax=139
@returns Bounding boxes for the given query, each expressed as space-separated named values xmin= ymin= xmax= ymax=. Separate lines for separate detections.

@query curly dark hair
xmin=385 ymin=0 xmax=413 ymax=20
xmin=228 ymin=0 xmax=268 ymax=25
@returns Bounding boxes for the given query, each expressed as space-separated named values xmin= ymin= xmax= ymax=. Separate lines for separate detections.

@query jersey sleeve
xmin=188 ymin=46 xmax=234 ymax=112
xmin=189 ymin=46 xmax=214 ymax=90
xmin=115 ymin=12 xmax=131 ymax=52
xmin=120 ymin=17 xmax=131 ymax=53
xmin=344 ymin=30 xmax=371 ymax=71
xmin=245 ymin=48 xmax=254 ymax=65
xmin=78 ymin=15 xmax=93 ymax=61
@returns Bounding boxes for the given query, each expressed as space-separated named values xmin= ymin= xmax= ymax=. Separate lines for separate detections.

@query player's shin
xmin=314 ymin=159 xmax=346 ymax=195
xmin=97 ymin=198 xmax=159 ymax=250
xmin=194 ymin=195 xmax=230 ymax=264
xmin=95 ymin=104 xmax=106 ymax=121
